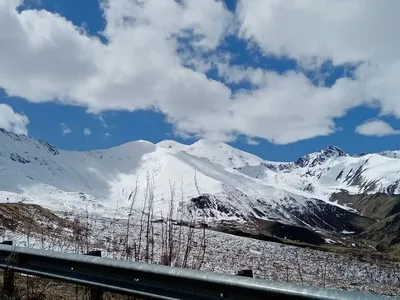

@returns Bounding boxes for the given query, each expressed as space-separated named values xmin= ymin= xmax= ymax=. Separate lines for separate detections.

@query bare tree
xmin=110 ymin=195 xmax=121 ymax=259
xmin=125 ymin=177 xmax=139 ymax=260
xmin=295 ymin=250 xmax=304 ymax=285
xmin=137 ymin=172 xmax=150 ymax=262
xmin=192 ymin=172 xmax=206 ymax=270
xmin=145 ymin=173 xmax=155 ymax=263
xmin=323 ymin=254 xmax=329 ymax=288
xmin=166 ymin=180 xmax=176 ymax=266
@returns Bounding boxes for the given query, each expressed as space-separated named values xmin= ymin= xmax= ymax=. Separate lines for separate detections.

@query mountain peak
xmin=157 ymin=140 xmax=187 ymax=151
xmin=295 ymin=146 xmax=348 ymax=168
xmin=320 ymin=146 xmax=348 ymax=158
xmin=187 ymin=139 xmax=264 ymax=168
xmin=379 ymin=150 xmax=400 ymax=159
xmin=190 ymin=139 xmax=227 ymax=148
xmin=0 ymin=128 xmax=26 ymax=141
xmin=0 ymin=128 xmax=59 ymax=156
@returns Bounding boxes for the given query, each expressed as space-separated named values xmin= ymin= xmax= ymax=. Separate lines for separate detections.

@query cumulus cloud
xmin=1 ymin=0 xmax=400 ymax=144
xmin=237 ymin=1 xmax=400 ymax=65
xmin=237 ymin=1 xmax=400 ymax=117
xmin=83 ymin=128 xmax=92 ymax=136
xmin=0 ymin=103 xmax=29 ymax=135
xmin=60 ymin=123 xmax=72 ymax=135
xmin=355 ymin=119 xmax=400 ymax=137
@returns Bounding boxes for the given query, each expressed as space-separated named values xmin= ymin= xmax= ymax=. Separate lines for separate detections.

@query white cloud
xmin=60 ymin=123 xmax=72 ymax=135
xmin=229 ymin=71 xmax=362 ymax=144
xmin=237 ymin=1 xmax=400 ymax=118
xmin=215 ymin=63 xmax=265 ymax=86
xmin=83 ymin=128 xmax=92 ymax=136
xmin=237 ymin=1 xmax=400 ymax=66
xmin=0 ymin=103 xmax=29 ymax=135
xmin=355 ymin=119 xmax=400 ymax=137
xmin=246 ymin=137 xmax=259 ymax=146
xmin=105 ymin=132 xmax=111 ymax=138
xmin=98 ymin=115 xmax=108 ymax=128
xmin=0 ymin=0 xmax=235 ymax=137
xmin=2 ymin=1 xmax=400 ymax=144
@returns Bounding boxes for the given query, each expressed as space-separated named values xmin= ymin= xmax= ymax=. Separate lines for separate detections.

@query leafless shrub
xmin=295 ymin=250 xmax=304 ymax=284
xmin=285 ymin=265 xmax=290 ymax=282
xmin=25 ymin=207 xmax=38 ymax=249
xmin=125 ymin=177 xmax=139 ymax=260
xmin=323 ymin=254 xmax=329 ymax=288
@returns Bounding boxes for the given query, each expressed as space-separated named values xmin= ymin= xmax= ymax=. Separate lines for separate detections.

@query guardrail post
xmin=236 ymin=269 xmax=253 ymax=278
xmin=2 ymin=241 xmax=14 ymax=296
xmin=86 ymin=250 xmax=103 ymax=300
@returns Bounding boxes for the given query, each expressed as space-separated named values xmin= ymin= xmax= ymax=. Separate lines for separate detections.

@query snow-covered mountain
xmin=1 ymin=128 xmax=399 ymax=234
xmin=379 ymin=150 xmax=400 ymax=159
xmin=157 ymin=139 xmax=265 ymax=168
xmin=237 ymin=146 xmax=400 ymax=198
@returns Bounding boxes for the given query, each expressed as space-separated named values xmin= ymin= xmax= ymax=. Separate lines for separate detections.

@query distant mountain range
xmin=0 ymin=128 xmax=399 ymax=252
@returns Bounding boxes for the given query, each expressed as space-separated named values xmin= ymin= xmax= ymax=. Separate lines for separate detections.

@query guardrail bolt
xmin=86 ymin=250 xmax=104 ymax=300
xmin=2 ymin=241 xmax=14 ymax=296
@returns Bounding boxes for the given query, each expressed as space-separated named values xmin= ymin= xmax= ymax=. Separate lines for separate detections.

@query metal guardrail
xmin=0 ymin=244 xmax=396 ymax=300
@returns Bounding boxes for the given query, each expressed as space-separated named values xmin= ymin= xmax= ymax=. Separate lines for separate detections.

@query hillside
xmin=329 ymin=192 xmax=400 ymax=254
xmin=0 ymin=128 xmax=399 ymax=252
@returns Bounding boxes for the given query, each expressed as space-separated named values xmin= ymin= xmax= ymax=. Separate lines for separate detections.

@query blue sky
xmin=1 ymin=0 xmax=400 ymax=161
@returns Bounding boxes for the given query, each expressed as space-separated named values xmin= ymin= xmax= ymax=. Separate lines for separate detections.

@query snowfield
xmin=2 ymin=128 xmax=400 ymax=229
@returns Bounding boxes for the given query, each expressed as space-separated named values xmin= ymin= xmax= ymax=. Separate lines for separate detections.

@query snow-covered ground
xmin=2 ymin=214 xmax=399 ymax=298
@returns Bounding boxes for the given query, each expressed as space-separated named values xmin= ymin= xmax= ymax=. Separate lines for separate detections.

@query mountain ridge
xmin=3 ymin=127 xmax=398 ymax=164
xmin=1 ymin=128 xmax=399 ymax=249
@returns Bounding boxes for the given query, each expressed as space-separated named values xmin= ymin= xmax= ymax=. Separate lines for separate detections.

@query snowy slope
xmin=158 ymin=139 xmax=265 ymax=168
xmin=1 ymin=128 xmax=399 ymax=233
xmin=379 ymin=150 xmax=400 ymax=159
xmin=0 ymin=129 xmax=322 ymax=225
xmin=237 ymin=146 xmax=400 ymax=199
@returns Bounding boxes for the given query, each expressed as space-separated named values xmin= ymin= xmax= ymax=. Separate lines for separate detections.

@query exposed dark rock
xmin=287 ymin=198 xmax=375 ymax=233
xmin=38 ymin=140 xmax=59 ymax=156
xmin=295 ymin=146 xmax=348 ymax=168
xmin=387 ymin=180 xmax=400 ymax=195
xmin=344 ymin=165 xmax=364 ymax=186
xmin=320 ymin=146 xmax=348 ymax=158
xmin=190 ymin=195 xmax=212 ymax=210
xmin=303 ymin=183 xmax=315 ymax=192
xmin=9 ymin=153 xmax=30 ymax=164
xmin=294 ymin=156 xmax=310 ymax=168
xmin=336 ymin=170 xmax=344 ymax=181
xmin=1 ymin=128 xmax=59 ymax=157
xmin=187 ymin=194 xmax=247 ymax=219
